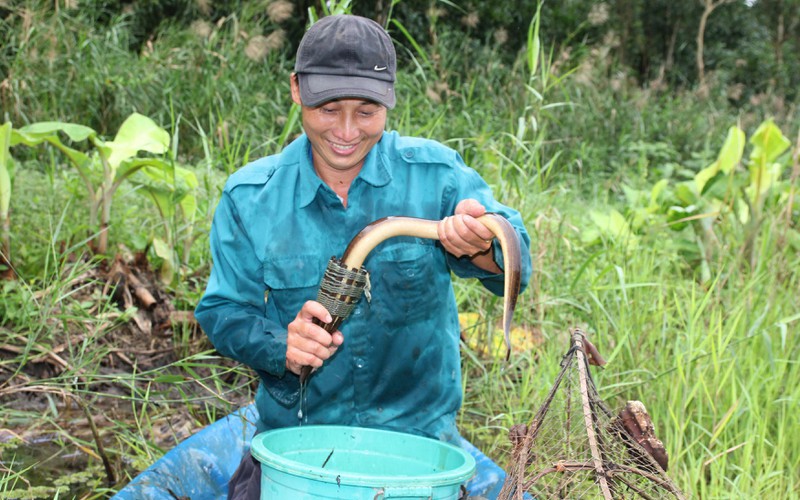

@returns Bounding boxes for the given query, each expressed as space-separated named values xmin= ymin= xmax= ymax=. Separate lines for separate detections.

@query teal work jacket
xmin=195 ymin=131 xmax=532 ymax=442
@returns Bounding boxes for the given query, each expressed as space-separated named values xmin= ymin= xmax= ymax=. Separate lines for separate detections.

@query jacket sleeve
xmin=441 ymin=154 xmax=533 ymax=297
xmin=194 ymin=189 xmax=300 ymax=405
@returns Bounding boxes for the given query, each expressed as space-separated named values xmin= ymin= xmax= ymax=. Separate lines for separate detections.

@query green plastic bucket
xmin=250 ymin=425 xmax=476 ymax=499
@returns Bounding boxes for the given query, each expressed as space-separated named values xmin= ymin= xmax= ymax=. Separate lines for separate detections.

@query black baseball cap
xmin=294 ymin=15 xmax=396 ymax=109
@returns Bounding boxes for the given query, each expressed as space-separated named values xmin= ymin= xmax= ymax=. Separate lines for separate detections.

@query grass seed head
xmin=190 ymin=20 xmax=213 ymax=39
xmin=461 ymin=12 xmax=479 ymax=29
xmin=494 ymin=28 xmax=509 ymax=46
xmin=588 ymin=3 xmax=610 ymax=26
xmin=267 ymin=1 xmax=294 ymax=24
xmin=195 ymin=0 xmax=212 ymax=16
xmin=245 ymin=32 xmax=286 ymax=61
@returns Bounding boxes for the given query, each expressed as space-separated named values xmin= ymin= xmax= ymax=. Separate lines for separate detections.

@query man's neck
xmin=313 ymin=163 xmax=361 ymax=208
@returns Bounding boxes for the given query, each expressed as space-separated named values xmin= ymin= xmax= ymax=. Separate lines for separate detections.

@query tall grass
xmin=1 ymin=3 xmax=798 ymax=498
xmin=459 ymin=199 xmax=800 ymax=496
xmin=3 ymin=5 xmax=292 ymax=164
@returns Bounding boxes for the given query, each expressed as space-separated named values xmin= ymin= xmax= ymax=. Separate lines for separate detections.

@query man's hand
xmin=285 ymin=301 xmax=344 ymax=376
xmin=437 ymin=199 xmax=502 ymax=273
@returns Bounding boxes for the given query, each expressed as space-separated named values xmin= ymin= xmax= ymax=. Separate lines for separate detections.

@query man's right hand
xmin=285 ymin=300 xmax=344 ymax=376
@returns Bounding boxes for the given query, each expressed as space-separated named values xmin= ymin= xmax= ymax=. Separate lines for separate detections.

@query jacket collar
xmin=296 ymin=133 xmax=392 ymax=208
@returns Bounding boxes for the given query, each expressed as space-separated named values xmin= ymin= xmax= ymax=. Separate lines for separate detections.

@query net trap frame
xmin=498 ymin=328 xmax=686 ymax=500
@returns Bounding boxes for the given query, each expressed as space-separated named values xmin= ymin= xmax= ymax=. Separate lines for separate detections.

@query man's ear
xmin=290 ymin=73 xmax=303 ymax=105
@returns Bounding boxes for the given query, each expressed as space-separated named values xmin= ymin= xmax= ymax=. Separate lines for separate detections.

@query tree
xmin=757 ymin=0 xmax=800 ymax=92
xmin=696 ymin=0 xmax=738 ymax=90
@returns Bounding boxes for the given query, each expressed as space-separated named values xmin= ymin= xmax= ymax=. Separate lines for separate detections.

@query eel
xmin=299 ymin=213 xmax=522 ymax=384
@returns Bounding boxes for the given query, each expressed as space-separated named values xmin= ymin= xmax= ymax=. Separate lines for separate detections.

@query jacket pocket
xmin=367 ymin=238 xmax=446 ymax=323
xmin=263 ymin=253 xmax=326 ymax=290
xmin=263 ymin=253 xmax=327 ymax=324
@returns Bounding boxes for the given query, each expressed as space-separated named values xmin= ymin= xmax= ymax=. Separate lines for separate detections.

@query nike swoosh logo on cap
xmin=374 ymin=65 xmax=387 ymax=71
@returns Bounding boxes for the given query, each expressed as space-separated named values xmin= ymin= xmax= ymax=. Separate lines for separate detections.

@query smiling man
xmin=195 ymin=14 xmax=532 ymax=499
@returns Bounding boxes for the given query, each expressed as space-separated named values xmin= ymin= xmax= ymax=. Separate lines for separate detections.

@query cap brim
xmin=299 ymin=74 xmax=395 ymax=109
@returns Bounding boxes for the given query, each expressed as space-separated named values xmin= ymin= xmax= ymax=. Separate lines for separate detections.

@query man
xmin=195 ymin=14 xmax=532 ymax=499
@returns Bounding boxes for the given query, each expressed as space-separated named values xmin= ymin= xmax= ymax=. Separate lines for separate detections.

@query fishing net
xmin=498 ymin=328 xmax=685 ymax=500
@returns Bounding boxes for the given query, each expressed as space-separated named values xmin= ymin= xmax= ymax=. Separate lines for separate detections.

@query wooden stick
xmin=576 ymin=336 xmax=614 ymax=499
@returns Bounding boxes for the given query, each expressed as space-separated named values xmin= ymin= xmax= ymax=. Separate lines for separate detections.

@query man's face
xmin=291 ymin=75 xmax=387 ymax=176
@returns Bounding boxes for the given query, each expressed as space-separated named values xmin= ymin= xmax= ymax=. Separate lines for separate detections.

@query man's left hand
xmin=437 ymin=199 xmax=502 ymax=273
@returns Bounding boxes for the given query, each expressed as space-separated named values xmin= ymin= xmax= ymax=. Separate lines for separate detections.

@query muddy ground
xmin=0 ymin=254 xmax=256 ymax=498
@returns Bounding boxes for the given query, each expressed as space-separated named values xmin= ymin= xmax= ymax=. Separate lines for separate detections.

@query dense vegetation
xmin=1 ymin=1 xmax=798 ymax=498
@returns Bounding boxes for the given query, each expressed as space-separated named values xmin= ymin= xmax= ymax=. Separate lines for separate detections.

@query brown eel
xmin=299 ymin=213 xmax=522 ymax=383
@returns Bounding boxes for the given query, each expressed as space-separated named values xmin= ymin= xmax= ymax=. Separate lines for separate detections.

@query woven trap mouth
xmin=316 ymin=256 xmax=370 ymax=323
xmin=499 ymin=328 xmax=685 ymax=500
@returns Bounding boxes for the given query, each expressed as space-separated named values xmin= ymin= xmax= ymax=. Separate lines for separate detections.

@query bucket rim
xmin=250 ymin=425 xmax=477 ymax=487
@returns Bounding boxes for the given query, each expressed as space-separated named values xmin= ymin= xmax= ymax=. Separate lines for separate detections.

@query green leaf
xmin=153 ymin=374 xmax=185 ymax=384
xmin=11 ymin=129 xmax=92 ymax=171
xmin=629 ymin=207 xmax=649 ymax=232
xmin=152 ymin=237 xmax=176 ymax=284
xmin=744 ymin=120 xmax=789 ymax=206
xmin=666 ymin=205 xmax=697 ymax=231
xmin=390 ymin=19 xmax=430 ymax=67
xmin=321 ymin=0 xmax=352 ymax=16
xmin=10 ymin=129 xmax=47 ymax=147
xmin=152 ymin=237 xmax=173 ymax=261
xmin=579 ymin=226 xmax=601 ymax=246
xmin=703 ymin=169 xmax=748 ymax=200
xmin=127 ymin=160 xmax=198 ymax=282
xmin=527 ymin=2 xmax=542 ymax=77
xmin=734 ymin=197 xmax=750 ymax=225
xmin=589 ymin=208 xmax=639 ymax=249
xmin=179 ymin=191 xmax=198 ymax=225
xmin=648 ymin=179 xmax=669 ymax=211
xmin=142 ymin=183 xmax=175 ymax=219
xmin=749 ymin=119 xmax=790 ymax=165
xmin=746 ymin=161 xmax=784 ymax=201
xmin=717 ymin=126 xmax=746 ymax=174
xmin=116 ymin=157 xmax=163 ymax=182
xmin=105 ymin=113 xmax=170 ymax=169
xmin=277 ymin=103 xmax=301 ymax=151
xmin=695 ymin=126 xmax=744 ymax=193
xmin=161 ymin=257 xmax=176 ymax=285
xmin=621 ymin=184 xmax=647 ymax=207
xmin=695 ymin=161 xmax=719 ymax=194
xmin=674 ymin=181 xmax=699 ymax=206
xmin=16 ymin=122 xmax=96 ymax=143
xmin=126 ymin=160 xmax=198 ymax=206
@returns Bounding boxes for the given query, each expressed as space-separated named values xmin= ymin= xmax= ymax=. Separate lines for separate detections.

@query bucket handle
xmin=374 ymin=485 xmax=434 ymax=498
